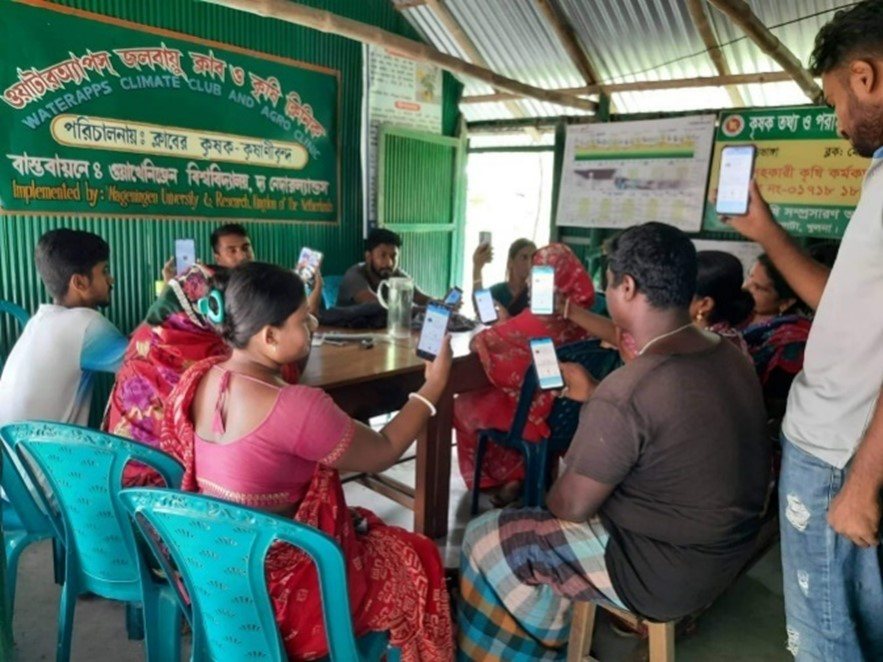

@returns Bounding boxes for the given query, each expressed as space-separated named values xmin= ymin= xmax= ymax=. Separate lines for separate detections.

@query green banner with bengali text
xmin=0 ymin=0 xmax=339 ymax=222
xmin=703 ymin=106 xmax=868 ymax=239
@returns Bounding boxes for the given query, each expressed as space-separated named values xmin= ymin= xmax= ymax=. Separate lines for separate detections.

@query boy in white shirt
xmin=0 ymin=229 xmax=128 ymax=426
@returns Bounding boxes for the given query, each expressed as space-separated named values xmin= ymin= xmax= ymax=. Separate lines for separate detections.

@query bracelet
xmin=472 ymin=278 xmax=482 ymax=285
xmin=408 ymin=392 xmax=437 ymax=417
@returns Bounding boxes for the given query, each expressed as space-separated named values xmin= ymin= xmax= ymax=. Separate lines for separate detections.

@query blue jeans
xmin=779 ymin=435 xmax=883 ymax=660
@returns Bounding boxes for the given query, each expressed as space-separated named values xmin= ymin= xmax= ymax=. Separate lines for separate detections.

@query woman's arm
xmin=330 ymin=337 xmax=452 ymax=474
xmin=307 ymin=271 xmax=324 ymax=315
xmin=472 ymin=244 xmax=492 ymax=293
xmin=561 ymin=298 xmax=618 ymax=345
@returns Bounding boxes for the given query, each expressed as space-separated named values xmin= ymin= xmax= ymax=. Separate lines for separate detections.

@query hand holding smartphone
xmin=530 ymin=337 xmax=564 ymax=390
xmin=530 ymin=265 xmax=555 ymax=315
xmin=473 ymin=288 xmax=498 ymax=324
xmin=296 ymin=247 xmax=323 ymax=282
xmin=443 ymin=286 xmax=463 ymax=308
xmin=715 ymin=145 xmax=756 ymax=216
xmin=416 ymin=303 xmax=452 ymax=360
xmin=174 ymin=239 xmax=196 ymax=276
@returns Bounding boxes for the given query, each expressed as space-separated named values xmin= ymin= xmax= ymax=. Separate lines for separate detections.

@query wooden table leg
xmin=414 ymin=387 xmax=454 ymax=538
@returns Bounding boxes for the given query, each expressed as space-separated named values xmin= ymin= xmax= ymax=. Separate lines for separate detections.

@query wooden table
xmin=301 ymin=330 xmax=488 ymax=539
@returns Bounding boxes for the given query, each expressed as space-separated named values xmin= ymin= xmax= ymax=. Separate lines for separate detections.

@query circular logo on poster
xmin=722 ymin=114 xmax=745 ymax=138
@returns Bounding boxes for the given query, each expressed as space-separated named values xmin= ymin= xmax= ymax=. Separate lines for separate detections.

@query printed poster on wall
xmin=363 ymin=44 xmax=442 ymax=233
xmin=703 ymin=107 xmax=868 ymax=238
xmin=556 ymin=115 xmax=716 ymax=232
xmin=0 ymin=0 xmax=339 ymax=221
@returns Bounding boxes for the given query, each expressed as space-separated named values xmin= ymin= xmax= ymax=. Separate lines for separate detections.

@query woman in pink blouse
xmin=162 ymin=262 xmax=453 ymax=661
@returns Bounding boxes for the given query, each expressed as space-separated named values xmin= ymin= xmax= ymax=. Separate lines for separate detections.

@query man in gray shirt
xmin=336 ymin=228 xmax=431 ymax=307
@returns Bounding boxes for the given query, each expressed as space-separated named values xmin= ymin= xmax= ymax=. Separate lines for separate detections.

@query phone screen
xmin=296 ymin=247 xmax=323 ymax=281
xmin=715 ymin=145 xmax=756 ymax=216
xmin=443 ymin=287 xmax=463 ymax=307
xmin=416 ymin=303 xmax=451 ymax=360
xmin=530 ymin=337 xmax=564 ymax=390
xmin=473 ymin=288 xmax=498 ymax=324
xmin=530 ymin=265 xmax=555 ymax=315
xmin=479 ymin=231 xmax=492 ymax=246
xmin=174 ymin=239 xmax=196 ymax=276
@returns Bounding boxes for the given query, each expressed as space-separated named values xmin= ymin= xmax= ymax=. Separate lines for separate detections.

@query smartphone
xmin=296 ymin=247 xmax=323 ymax=282
xmin=416 ymin=303 xmax=451 ymax=360
xmin=479 ymin=231 xmax=492 ymax=246
xmin=473 ymin=288 xmax=498 ymax=324
xmin=174 ymin=239 xmax=196 ymax=276
xmin=530 ymin=265 xmax=555 ymax=315
xmin=443 ymin=286 xmax=463 ymax=307
xmin=715 ymin=145 xmax=757 ymax=216
xmin=530 ymin=337 xmax=564 ymax=390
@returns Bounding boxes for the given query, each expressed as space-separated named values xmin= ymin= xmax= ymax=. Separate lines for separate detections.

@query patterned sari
xmin=162 ymin=358 xmax=453 ymax=661
xmin=454 ymin=244 xmax=595 ymax=490
xmin=104 ymin=265 xmax=299 ymax=486
xmin=103 ymin=265 xmax=229 ymax=486
xmin=743 ymin=314 xmax=812 ymax=404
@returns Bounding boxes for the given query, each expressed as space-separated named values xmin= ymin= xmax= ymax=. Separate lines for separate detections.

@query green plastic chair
xmin=1 ymin=422 xmax=184 ymax=661
xmin=119 ymin=487 xmax=401 ymax=661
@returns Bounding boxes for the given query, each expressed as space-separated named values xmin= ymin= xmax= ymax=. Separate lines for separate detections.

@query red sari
xmin=161 ymin=358 xmax=453 ymax=661
xmin=455 ymin=244 xmax=595 ymax=490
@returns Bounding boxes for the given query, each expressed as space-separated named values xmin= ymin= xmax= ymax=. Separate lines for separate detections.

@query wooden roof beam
xmin=460 ymin=70 xmax=794 ymax=104
xmin=198 ymin=0 xmax=597 ymax=112
xmin=706 ymin=0 xmax=823 ymax=103
xmin=423 ymin=0 xmax=527 ymax=119
xmin=686 ymin=0 xmax=744 ymax=106
xmin=533 ymin=0 xmax=602 ymax=87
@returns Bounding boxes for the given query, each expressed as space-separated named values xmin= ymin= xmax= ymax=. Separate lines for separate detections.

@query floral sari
xmin=455 ymin=244 xmax=596 ymax=490
xmin=161 ymin=358 xmax=453 ymax=660
xmin=104 ymin=265 xmax=298 ymax=486
xmin=743 ymin=314 xmax=812 ymax=406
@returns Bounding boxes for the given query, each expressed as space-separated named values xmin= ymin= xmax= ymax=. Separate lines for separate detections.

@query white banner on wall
xmin=362 ymin=44 xmax=442 ymax=234
xmin=556 ymin=115 xmax=716 ymax=232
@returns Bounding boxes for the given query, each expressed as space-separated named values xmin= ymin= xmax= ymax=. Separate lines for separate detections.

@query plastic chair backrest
xmin=506 ymin=365 xmax=538 ymax=443
xmin=547 ymin=339 xmax=622 ymax=450
xmin=119 ymin=488 xmax=364 ymax=662
xmin=0 ymin=435 xmax=52 ymax=536
xmin=1 ymin=422 xmax=183 ymax=600
xmin=0 ymin=301 xmax=29 ymax=330
xmin=322 ymin=275 xmax=343 ymax=310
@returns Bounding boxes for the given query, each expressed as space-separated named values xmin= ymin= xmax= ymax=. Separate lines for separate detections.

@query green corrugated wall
xmin=0 ymin=0 xmax=463 ymax=420
xmin=379 ymin=128 xmax=462 ymax=296
xmin=0 ymin=0 xmax=463 ymax=348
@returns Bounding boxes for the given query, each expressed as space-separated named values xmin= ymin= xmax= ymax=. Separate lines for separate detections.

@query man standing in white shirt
xmin=0 ymin=229 xmax=128 ymax=426
xmin=726 ymin=2 xmax=883 ymax=658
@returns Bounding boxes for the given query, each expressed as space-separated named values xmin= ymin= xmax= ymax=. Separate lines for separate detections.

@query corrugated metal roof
xmin=393 ymin=0 xmax=855 ymax=121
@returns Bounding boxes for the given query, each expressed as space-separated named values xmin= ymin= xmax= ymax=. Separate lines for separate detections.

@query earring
xmin=695 ymin=312 xmax=704 ymax=322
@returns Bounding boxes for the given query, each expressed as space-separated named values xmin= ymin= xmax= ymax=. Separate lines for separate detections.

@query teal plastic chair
xmin=1 ymin=422 xmax=184 ymax=661
xmin=1 ymin=433 xmax=64 ymax=619
xmin=0 ymin=301 xmax=28 ymax=330
xmin=322 ymin=274 xmax=343 ymax=309
xmin=119 ymin=488 xmax=401 ymax=662
xmin=0 ymin=300 xmax=29 ymax=374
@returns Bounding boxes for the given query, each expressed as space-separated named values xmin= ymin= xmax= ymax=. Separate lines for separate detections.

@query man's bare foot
xmin=489 ymin=480 xmax=523 ymax=507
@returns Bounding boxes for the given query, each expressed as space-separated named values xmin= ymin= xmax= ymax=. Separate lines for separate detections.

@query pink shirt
xmin=194 ymin=371 xmax=354 ymax=508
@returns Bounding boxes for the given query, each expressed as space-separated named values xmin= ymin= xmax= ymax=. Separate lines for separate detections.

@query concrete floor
xmin=7 ymin=449 xmax=789 ymax=661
